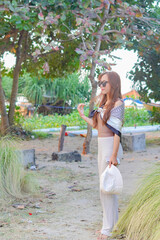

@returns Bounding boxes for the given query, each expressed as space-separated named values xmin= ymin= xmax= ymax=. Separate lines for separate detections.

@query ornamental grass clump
xmin=0 ymin=136 xmax=38 ymax=200
xmin=113 ymin=166 xmax=160 ymax=240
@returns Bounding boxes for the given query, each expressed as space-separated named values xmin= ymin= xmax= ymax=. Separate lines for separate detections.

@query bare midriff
xmin=97 ymin=113 xmax=114 ymax=137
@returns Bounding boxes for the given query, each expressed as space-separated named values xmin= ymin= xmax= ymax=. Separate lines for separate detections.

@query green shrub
xmin=0 ymin=136 xmax=38 ymax=200
xmin=113 ymin=166 xmax=160 ymax=240
xmin=31 ymin=131 xmax=54 ymax=139
xmin=21 ymin=108 xmax=156 ymax=131
xmin=2 ymin=76 xmax=13 ymax=100
xmin=22 ymin=109 xmax=89 ymax=131
xmin=149 ymin=107 xmax=160 ymax=124
xmin=124 ymin=108 xmax=151 ymax=127
xmin=5 ymin=105 xmax=25 ymax=126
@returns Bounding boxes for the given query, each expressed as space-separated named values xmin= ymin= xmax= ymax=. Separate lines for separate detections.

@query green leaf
xmin=24 ymin=25 xmax=31 ymax=31
xmin=83 ymin=0 xmax=90 ymax=8
xmin=75 ymin=48 xmax=84 ymax=54
xmin=8 ymin=3 xmax=16 ymax=12
xmin=16 ymin=21 xmax=21 ymax=25
xmin=126 ymin=28 xmax=132 ymax=34
xmin=61 ymin=14 xmax=66 ymax=21
xmin=126 ymin=41 xmax=133 ymax=47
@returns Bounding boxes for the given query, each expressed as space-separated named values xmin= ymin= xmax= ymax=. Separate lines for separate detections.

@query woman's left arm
xmin=109 ymin=134 xmax=120 ymax=167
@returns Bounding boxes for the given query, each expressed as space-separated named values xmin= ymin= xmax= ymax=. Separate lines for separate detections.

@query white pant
xmin=98 ymin=137 xmax=123 ymax=236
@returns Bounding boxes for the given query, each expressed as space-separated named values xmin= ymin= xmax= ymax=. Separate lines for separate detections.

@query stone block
xmin=121 ymin=133 xmax=146 ymax=152
xmin=20 ymin=149 xmax=35 ymax=167
xmin=52 ymin=150 xmax=81 ymax=162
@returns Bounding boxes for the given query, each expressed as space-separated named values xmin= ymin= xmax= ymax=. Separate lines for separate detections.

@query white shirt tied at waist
xmin=99 ymin=103 xmax=124 ymax=134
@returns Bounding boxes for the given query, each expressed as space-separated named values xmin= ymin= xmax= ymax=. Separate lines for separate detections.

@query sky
xmin=3 ymin=49 xmax=138 ymax=94
xmin=109 ymin=49 xmax=138 ymax=94
xmin=95 ymin=48 xmax=138 ymax=95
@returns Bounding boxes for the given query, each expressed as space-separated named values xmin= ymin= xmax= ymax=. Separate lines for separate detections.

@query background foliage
xmin=128 ymin=49 xmax=160 ymax=102
xmin=127 ymin=3 xmax=160 ymax=102
xmin=2 ymin=72 xmax=91 ymax=106
xmin=1 ymin=76 xmax=13 ymax=100
xmin=21 ymin=108 xmax=154 ymax=131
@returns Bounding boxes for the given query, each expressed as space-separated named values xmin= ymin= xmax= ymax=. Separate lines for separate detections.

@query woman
xmin=77 ymin=71 xmax=124 ymax=240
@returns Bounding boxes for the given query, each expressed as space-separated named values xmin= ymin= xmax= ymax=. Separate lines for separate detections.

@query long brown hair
xmin=92 ymin=71 xmax=122 ymax=128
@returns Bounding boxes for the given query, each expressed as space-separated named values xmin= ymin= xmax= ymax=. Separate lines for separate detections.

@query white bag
xmin=100 ymin=165 xmax=123 ymax=194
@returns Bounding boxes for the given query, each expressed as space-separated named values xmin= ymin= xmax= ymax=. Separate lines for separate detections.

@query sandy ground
xmin=0 ymin=131 xmax=160 ymax=240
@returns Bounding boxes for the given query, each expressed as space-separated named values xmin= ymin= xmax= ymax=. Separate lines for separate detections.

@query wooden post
xmin=58 ymin=124 xmax=67 ymax=152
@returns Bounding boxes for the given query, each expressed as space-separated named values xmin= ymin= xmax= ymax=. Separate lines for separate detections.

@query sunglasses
xmin=98 ymin=81 xmax=108 ymax=87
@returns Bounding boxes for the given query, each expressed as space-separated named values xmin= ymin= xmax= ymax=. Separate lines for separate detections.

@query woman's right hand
xmin=77 ymin=103 xmax=85 ymax=117
xmin=77 ymin=103 xmax=94 ymax=127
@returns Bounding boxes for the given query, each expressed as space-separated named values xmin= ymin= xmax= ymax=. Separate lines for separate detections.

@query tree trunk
xmin=8 ymin=31 xmax=26 ymax=126
xmin=58 ymin=125 xmax=67 ymax=152
xmin=82 ymin=7 xmax=109 ymax=154
xmin=0 ymin=64 xmax=9 ymax=135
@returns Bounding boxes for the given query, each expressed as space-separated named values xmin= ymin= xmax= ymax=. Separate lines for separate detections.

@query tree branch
xmin=81 ymin=34 xmax=87 ymax=50
xmin=96 ymin=14 xmax=103 ymax=23
xmin=89 ymin=6 xmax=110 ymax=84
xmin=105 ymin=29 xmax=121 ymax=34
